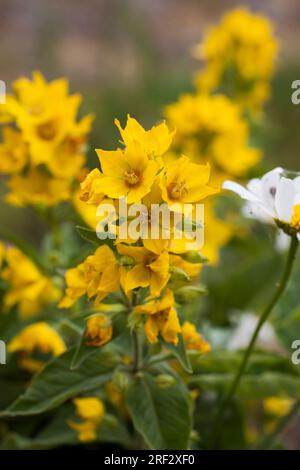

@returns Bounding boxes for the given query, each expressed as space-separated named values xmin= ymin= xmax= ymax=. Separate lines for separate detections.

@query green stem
xmin=132 ymin=329 xmax=140 ymax=373
xmin=210 ymin=235 xmax=299 ymax=448
xmin=256 ymin=398 xmax=300 ymax=449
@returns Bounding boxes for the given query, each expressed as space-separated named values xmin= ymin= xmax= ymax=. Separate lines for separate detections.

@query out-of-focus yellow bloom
xmin=5 ymin=168 xmax=71 ymax=207
xmin=69 ymin=397 xmax=104 ymax=443
xmin=193 ymin=8 xmax=278 ymax=112
xmin=8 ymin=322 xmax=66 ymax=372
xmin=0 ymin=242 xmax=5 ymax=269
xmin=2 ymin=247 xmax=60 ymax=318
xmin=85 ymin=314 xmax=113 ymax=347
xmin=202 ymin=202 xmax=234 ymax=264
xmin=0 ymin=128 xmax=28 ymax=174
xmin=165 ymin=93 xmax=260 ymax=185
xmin=1 ymin=72 xmax=93 ymax=208
xmin=59 ymin=245 xmax=120 ymax=308
xmin=115 ymin=115 xmax=174 ymax=159
xmin=118 ymin=244 xmax=170 ymax=297
xmin=160 ymin=156 xmax=217 ymax=208
xmin=134 ymin=289 xmax=181 ymax=345
xmin=181 ymin=321 xmax=211 ymax=353
xmin=263 ymin=397 xmax=294 ymax=417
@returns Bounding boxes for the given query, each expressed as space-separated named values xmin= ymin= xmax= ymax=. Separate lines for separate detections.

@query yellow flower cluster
xmin=193 ymin=8 xmax=278 ymax=112
xmin=68 ymin=397 xmax=105 ymax=442
xmin=0 ymin=246 xmax=60 ymax=318
xmin=165 ymin=93 xmax=261 ymax=187
xmin=8 ymin=322 xmax=66 ymax=372
xmin=0 ymin=72 xmax=93 ymax=207
xmin=61 ymin=116 xmax=213 ymax=347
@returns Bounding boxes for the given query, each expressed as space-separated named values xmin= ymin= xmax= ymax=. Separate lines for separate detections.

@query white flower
xmin=223 ymin=168 xmax=300 ymax=239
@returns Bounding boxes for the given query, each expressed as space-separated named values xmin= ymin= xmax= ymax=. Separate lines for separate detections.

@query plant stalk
xmin=210 ymin=235 xmax=299 ymax=448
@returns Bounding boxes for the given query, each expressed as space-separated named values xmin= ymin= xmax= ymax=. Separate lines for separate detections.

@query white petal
xmin=223 ymin=181 xmax=260 ymax=202
xmin=275 ymin=177 xmax=295 ymax=223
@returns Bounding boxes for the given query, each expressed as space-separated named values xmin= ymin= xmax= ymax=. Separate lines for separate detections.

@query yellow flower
xmin=263 ymin=397 xmax=294 ymax=417
xmin=194 ymin=8 xmax=278 ymax=112
xmin=96 ymin=141 xmax=159 ymax=203
xmin=1 ymin=72 xmax=93 ymax=208
xmin=68 ymin=420 xmax=98 ymax=443
xmin=69 ymin=397 xmax=104 ymax=442
xmin=0 ymin=127 xmax=28 ymax=174
xmin=160 ymin=155 xmax=217 ymax=208
xmin=80 ymin=168 xmax=104 ymax=205
xmin=115 ymin=114 xmax=174 ymax=158
xmin=134 ymin=289 xmax=181 ymax=345
xmin=0 ymin=241 xmax=5 ymax=269
xmin=8 ymin=322 xmax=66 ymax=372
xmin=117 ymin=244 xmax=170 ymax=297
xmin=5 ymin=168 xmax=71 ymax=207
xmin=165 ymin=93 xmax=260 ymax=183
xmin=181 ymin=321 xmax=211 ymax=353
xmin=59 ymin=245 xmax=120 ymax=308
xmin=2 ymin=247 xmax=60 ymax=318
xmin=85 ymin=314 xmax=113 ymax=347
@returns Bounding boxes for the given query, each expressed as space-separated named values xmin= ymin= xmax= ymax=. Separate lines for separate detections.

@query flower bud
xmin=181 ymin=251 xmax=208 ymax=264
xmin=175 ymin=285 xmax=207 ymax=303
xmin=169 ymin=266 xmax=190 ymax=282
xmin=85 ymin=314 xmax=112 ymax=347
xmin=155 ymin=374 xmax=176 ymax=389
xmin=112 ymin=370 xmax=129 ymax=392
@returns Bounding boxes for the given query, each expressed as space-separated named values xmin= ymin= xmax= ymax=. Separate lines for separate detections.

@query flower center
xmin=168 ymin=181 xmax=187 ymax=200
xmin=124 ymin=168 xmax=140 ymax=187
xmin=291 ymin=204 xmax=300 ymax=231
xmin=36 ymin=120 xmax=58 ymax=141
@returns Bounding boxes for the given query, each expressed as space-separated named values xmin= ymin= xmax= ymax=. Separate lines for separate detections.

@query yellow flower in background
xmin=69 ymin=397 xmax=104 ymax=443
xmin=0 ymin=242 xmax=5 ymax=269
xmin=115 ymin=115 xmax=174 ymax=159
xmin=181 ymin=321 xmax=211 ymax=353
xmin=5 ymin=168 xmax=71 ymax=207
xmin=96 ymin=142 xmax=158 ymax=203
xmin=1 ymin=72 xmax=93 ymax=208
xmin=263 ymin=397 xmax=294 ymax=417
xmin=134 ymin=289 xmax=181 ymax=345
xmin=59 ymin=245 xmax=120 ymax=308
xmin=160 ymin=156 xmax=217 ymax=208
xmin=118 ymin=244 xmax=170 ymax=297
xmin=193 ymin=8 xmax=278 ymax=112
xmin=8 ymin=322 xmax=66 ymax=372
xmin=165 ymin=93 xmax=260 ymax=185
xmin=0 ymin=128 xmax=28 ymax=174
xmin=2 ymin=247 xmax=60 ymax=318
xmin=85 ymin=314 xmax=113 ymax=347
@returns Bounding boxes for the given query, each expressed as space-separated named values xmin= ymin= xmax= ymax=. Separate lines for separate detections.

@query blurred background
xmin=1 ymin=0 xmax=300 ymax=238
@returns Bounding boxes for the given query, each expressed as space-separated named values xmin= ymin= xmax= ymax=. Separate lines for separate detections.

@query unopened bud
xmin=175 ymin=285 xmax=207 ymax=303
xmin=169 ymin=266 xmax=190 ymax=282
xmin=155 ymin=374 xmax=176 ymax=389
xmin=181 ymin=251 xmax=208 ymax=264
xmin=112 ymin=370 xmax=129 ymax=392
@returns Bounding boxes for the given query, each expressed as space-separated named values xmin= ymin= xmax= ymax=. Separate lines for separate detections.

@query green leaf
xmin=1 ymin=347 xmax=119 ymax=417
xmin=126 ymin=372 xmax=192 ymax=449
xmin=76 ymin=225 xmax=115 ymax=249
xmin=76 ymin=225 xmax=100 ymax=246
xmin=161 ymin=334 xmax=192 ymax=373
xmin=190 ymin=350 xmax=300 ymax=376
xmin=0 ymin=404 xmax=131 ymax=449
xmin=190 ymin=372 xmax=300 ymax=399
